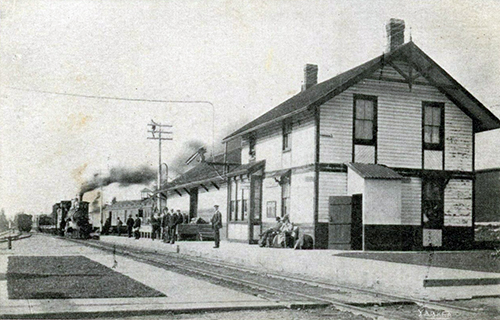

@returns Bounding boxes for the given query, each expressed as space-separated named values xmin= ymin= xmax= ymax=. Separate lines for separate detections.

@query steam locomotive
xmin=53 ymin=197 xmax=91 ymax=238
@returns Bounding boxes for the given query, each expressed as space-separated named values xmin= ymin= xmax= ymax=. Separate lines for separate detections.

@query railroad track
xmin=66 ymin=238 xmax=480 ymax=320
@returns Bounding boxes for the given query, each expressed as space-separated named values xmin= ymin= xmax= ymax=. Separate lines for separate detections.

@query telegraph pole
xmin=148 ymin=120 xmax=172 ymax=214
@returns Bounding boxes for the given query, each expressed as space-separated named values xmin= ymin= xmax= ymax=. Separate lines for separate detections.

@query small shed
xmin=328 ymin=163 xmax=408 ymax=250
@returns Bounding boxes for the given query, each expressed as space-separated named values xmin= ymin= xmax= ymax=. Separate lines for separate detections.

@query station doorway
xmin=328 ymin=195 xmax=363 ymax=250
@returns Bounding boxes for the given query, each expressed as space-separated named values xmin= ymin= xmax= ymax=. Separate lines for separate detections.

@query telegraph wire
xmin=3 ymin=86 xmax=211 ymax=105
xmin=3 ymin=85 xmax=216 ymax=159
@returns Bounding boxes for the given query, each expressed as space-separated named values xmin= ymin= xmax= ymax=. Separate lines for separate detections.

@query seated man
xmin=259 ymin=217 xmax=282 ymax=247
xmin=276 ymin=215 xmax=295 ymax=248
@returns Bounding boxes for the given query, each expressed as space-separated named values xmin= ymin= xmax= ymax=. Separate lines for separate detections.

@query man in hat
xmin=162 ymin=208 xmax=171 ymax=242
xmin=126 ymin=214 xmax=134 ymax=238
xmin=133 ymin=214 xmax=141 ymax=239
xmin=210 ymin=205 xmax=223 ymax=248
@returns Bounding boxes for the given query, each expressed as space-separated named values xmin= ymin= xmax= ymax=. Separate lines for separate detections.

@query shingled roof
xmin=346 ymin=163 xmax=403 ymax=180
xmin=224 ymin=41 xmax=500 ymax=141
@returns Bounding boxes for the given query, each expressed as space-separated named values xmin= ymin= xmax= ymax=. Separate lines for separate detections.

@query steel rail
xmin=72 ymin=239 xmax=404 ymax=320
xmin=179 ymin=253 xmax=479 ymax=314
xmin=65 ymin=238 xmax=479 ymax=319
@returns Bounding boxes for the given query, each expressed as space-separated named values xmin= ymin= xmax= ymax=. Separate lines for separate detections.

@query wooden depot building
xmin=220 ymin=19 xmax=500 ymax=250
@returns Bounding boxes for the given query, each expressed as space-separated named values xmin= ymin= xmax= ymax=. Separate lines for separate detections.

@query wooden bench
xmin=177 ymin=224 xmax=213 ymax=241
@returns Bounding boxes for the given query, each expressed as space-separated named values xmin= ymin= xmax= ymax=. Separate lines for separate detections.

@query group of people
xmin=114 ymin=205 xmax=223 ymax=248
xmin=259 ymin=215 xmax=299 ymax=248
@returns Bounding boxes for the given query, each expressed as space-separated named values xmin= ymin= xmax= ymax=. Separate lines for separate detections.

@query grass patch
xmin=337 ymin=251 xmax=500 ymax=273
xmin=7 ymin=256 xmax=166 ymax=299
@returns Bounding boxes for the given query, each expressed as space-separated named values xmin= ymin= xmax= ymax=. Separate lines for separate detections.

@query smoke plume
xmin=80 ymin=165 xmax=157 ymax=196
xmin=90 ymin=192 xmax=101 ymax=212
xmin=170 ymin=140 xmax=205 ymax=174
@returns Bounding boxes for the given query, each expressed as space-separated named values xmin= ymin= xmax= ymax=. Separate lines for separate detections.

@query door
xmin=249 ymin=175 xmax=263 ymax=244
xmin=328 ymin=195 xmax=363 ymax=250
xmin=351 ymin=194 xmax=363 ymax=250
xmin=328 ymin=196 xmax=352 ymax=249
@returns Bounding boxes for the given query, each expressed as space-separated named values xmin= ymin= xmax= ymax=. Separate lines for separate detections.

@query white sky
xmin=1 ymin=0 xmax=500 ymax=217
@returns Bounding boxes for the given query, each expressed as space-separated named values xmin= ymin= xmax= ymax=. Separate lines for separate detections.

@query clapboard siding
xmin=444 ymin=179 xmax=473 ymax=227
xmin=291 ymin=115 xmax=315 ymax=167
xmin=424 ymin=150 xmax=443 ymax=170
xmin=318 ymin=172 xmax=347 ymax=223
xmin=319 ymin=78 xmax=462 ymax=168
xmin=354 ymin=145 xmax=375 ymax=163
xmin=445 ymin=103 xmax=473 ymax=171
xmin=401 ymin=177 xmax=421 ymax=225
xmin=244 ymin=110 xmax=315 ymax=171
xmin=241 ymin=144 xmax=250 ymax=164
xmin=319 ymin=93 xmax=353 ymax=163
xmin=290 ymin=171 xmax=315 ymax=224
xmin=254 ymin=122 xmax=282 ymax=171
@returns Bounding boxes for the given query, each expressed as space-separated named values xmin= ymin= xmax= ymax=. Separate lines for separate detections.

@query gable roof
xmin=347 ymin=163 xmax=403 ymax=180
xmin=224 ymin=41 xmax=500 ymax=141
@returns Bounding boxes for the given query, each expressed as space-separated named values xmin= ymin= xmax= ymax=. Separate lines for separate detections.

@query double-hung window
xmin=281 ymin=175 xmax=291 ymax=217
xmin=229 ymin=180 xmax=237 ymax=221
xmin=282 ymin=120 xmax=292 ymax=151
xmin=354 ymin=95 xmax=377 ymax=145
xmin=423 ymin=102 xmax=444 ymax=150
xmin=248 ymin=135 xmax=256 ymax=160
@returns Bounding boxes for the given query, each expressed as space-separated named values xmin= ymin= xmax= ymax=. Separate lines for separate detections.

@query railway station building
xmin=165 ymin=20 xmax=500 ymax=250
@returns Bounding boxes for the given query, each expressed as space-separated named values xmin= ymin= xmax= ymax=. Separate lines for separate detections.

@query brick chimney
xmin=302 ymin=64 xmax=318 ymax=91
xmin=386 ymin=18 xmax=405 ymax=52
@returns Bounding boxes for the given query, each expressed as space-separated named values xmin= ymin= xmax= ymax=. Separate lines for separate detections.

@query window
xmin=266 ymin=201 xmax=277 ymax=218
xmin=281 ymin=175 xmax=291 ymax=217
xmin=249 ymin=135 xmax=256 ymax=159
xmin=229 ymin=180 xmax=237 ymax=221
xmin=240 ymin=182 xmax=248 ymax=221
xmin=422 ymin=178 xmax=444 ymax=229
xmin=282 ymin=120 xmax=292 ymax=151
xmin=242 ymin=199 xmax=248 ymax=220
xmin=423 ymin=102 xmax=444 ymax=150
xmin=229 ymin=201 xmax=235 ymax=221
xmin=354 ymin=96 xmax=377 ymax=145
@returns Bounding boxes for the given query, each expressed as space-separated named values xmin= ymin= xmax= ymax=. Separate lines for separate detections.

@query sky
xmin=1 ymin=0 xmax=500 ymax=217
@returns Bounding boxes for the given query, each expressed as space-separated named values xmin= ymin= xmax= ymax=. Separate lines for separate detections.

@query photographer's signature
xmin=419 ymin=308 xmax=452 ymax=320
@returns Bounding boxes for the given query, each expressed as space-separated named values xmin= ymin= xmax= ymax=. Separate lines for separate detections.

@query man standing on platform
xmin=126 ymin=214 xmax=134 ymax=238
xmin=133 ymin=214 xmax=141 ymax=239
xmin=162 ymin=208 xmax=171 ymax=242
xmin=210 ymin=205 xmax=222 ymax=248
xmin=169 ymin=210 xmax=179 ymax=244
xmin=116 ymin=217 xmax=123 ymax=236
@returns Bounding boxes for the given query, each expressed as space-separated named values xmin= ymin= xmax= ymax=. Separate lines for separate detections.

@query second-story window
xmin=354 ymin=95 xmax=377 ymax=145
xmin=249 ymin=135 xmax=256 ymax=160
xmin=282 ymin=120 xmax=292 ymax=151
xmin=423 ymin=102 xmax=444 ymax=150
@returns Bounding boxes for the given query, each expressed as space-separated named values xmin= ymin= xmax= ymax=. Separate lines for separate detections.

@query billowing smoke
xmin=80 ymin=165 xmax=157 ymax=197
xmin=90 ymin=192 xmax=101 ymax=212
xmin=170 ymin=140 xmax=205 ymax=174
